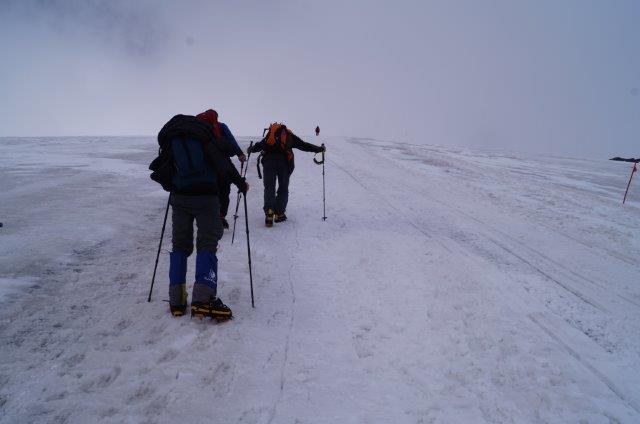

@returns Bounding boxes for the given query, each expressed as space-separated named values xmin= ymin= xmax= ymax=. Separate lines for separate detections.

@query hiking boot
xmin=169 ymin=283 xmax=187 ymax=317
xmin=190 ymin=253 xmax=225 ymax=320
xmin=274 ymin=213 xmax=287 ymax=223
xmin=221 ymin=216 xmax=229 ymax=229
xmin=265 ymin=209 xmax=274 ymax=228
xmin=170 ymin=304 xmax=187 ymax=317
xmin=169 ymin=251 xmax=188 ymax=317
xmin=191 ymin=297 xmax=233 ymax=321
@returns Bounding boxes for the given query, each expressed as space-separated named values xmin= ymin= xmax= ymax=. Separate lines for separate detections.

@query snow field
xmin=0 ymin=135 xmax=639 ymax=423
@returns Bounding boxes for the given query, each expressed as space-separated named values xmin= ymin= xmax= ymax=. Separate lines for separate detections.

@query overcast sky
xmin=0 ymin=0 xmax=638 ymax=158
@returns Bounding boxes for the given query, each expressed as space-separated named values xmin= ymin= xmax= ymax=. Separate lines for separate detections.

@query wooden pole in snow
xmin=623 ymin=162 xmax=638 ymax=204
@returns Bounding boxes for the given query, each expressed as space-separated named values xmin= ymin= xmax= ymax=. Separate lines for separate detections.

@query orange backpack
xmin=265 ymin=123 xmax=294 ymax=161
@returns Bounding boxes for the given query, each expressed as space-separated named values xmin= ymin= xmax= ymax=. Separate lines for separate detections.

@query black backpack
xmin=149 ymin=144 xmax=174 ymax=192
xmin=150 ymin=115 xmax=218 ymax=193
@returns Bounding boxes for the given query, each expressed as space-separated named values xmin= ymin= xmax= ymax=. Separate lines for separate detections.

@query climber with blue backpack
xmin=150 ymin=111 xmax=249 ymax=319
xmin=195 ymin=110 xmax=246 ymax=230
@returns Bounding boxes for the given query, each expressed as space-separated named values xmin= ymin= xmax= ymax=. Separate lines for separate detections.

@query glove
xmin=238 ymin=153 xmax=247 ymax=163
xmin=320 ymin=144 xmax=326 ymax=152
xmin=238 ymin=178 xmax=249 ymax=194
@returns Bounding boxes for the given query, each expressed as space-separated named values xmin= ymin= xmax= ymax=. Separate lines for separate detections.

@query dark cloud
xmin=1 ymin=0 xmax=169 ymax=58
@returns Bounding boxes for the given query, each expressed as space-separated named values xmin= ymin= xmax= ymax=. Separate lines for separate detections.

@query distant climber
xmin=315 ymin=126 xmax=320 ymax=136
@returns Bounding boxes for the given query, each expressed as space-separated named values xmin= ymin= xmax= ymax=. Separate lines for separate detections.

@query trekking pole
xmin=322 ymin=148 xmax=326 ymax=221
xmin=148 ymin=193 xmax=171 ymax=302
xmin=623 ymin=162 xmax=638 ymax=204
xmin=239 ymin=161 xmax=246 ymax=182
xmin=314 ymin=144 xmax=327 ymax=220
xmin=230 ymin=164 xmax=245 ymax=244
xmin=232 ymin=141 xmax=253 ymax=243
xmin=243 ymin=191 xmax=255 ymax=307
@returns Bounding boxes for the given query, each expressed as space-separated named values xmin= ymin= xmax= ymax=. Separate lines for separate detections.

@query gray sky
xmin=1 ymin=0 xmax=638 ymax=158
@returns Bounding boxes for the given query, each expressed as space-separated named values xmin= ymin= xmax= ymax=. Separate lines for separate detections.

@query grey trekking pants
xmin=170 ymin=194 xmax=223 ymax=255
xmin=262 ymin=155 xmax=291 ymax=214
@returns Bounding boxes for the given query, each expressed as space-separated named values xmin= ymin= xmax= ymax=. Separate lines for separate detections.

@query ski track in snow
xmin=266 ymin=217 xmax=299 ymax=424
xmin=331 ymin=141 xmax=640 ymax=417
xmin=0 ymin=136 xmax=639 ymax=423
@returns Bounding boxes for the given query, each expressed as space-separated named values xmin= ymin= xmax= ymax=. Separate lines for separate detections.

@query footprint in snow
xmin=267 ymin=310 xmax=286 ymax=325
xmin=228 ymin=287 xmax=241 ymax=303
xmin=62 ymin=352 xmax=85 ymax=368
xmin=238 ymin=406 xmax=271 ymax=423
xmin=353 ymin=334 xmax=374 ymax=359
xmin=142 ymin=393 xmax=170 ymax=418
xmin=114 ymin=318 xmax=133 ymax=332
xmin=53 ymin=410 xmax=72 ymax=423
xmin=353 ymin=322 xmax=375 ymax=359
xmin=80 ymin=366 xmax=121 ymax=392
xmin=157 ymin=348 xmax=179 ymax=364
xmin=45 ymin=391 xmax=67 ymax=402
xmin=294 ymin=367 xmax=313 ymax=384
xmin=127 ymin=383 xmax=156 ymax=405
xmin=143 ymin=324 xmax=165 ymax=345
xmin=0 ymin=374 xmax=10 ymax=390
xmin=200 ymin=362 xmax=234 ymax=397
xmin=117 ymin=272 xmax=138 ymax=291
xmin=99 ymin=407 xmax=118 ymax=419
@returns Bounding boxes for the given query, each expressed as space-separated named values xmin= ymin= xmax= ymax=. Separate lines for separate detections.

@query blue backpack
xmin=170 ymin=137 xmax=217 ymax=193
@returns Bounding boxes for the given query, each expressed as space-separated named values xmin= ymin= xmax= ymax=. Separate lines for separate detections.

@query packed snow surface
xmin=1 ymin=136 xmax=639 ymax=423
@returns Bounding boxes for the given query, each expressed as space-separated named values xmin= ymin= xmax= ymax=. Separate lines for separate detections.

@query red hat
xmin=196 ymin=109 xmax=222 ymax=139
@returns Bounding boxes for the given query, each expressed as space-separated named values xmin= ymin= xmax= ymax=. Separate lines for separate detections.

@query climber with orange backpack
xmin=248 ymin=123 xmax=325 ymax=227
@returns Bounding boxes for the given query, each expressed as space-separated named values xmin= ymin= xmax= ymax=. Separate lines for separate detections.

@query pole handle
xmin=245 ymin=141 xmax=254 ymax=169
xmin=314 ymin=145 xmax=325 ymax=165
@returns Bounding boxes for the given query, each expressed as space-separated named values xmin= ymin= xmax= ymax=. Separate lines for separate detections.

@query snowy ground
xmin=1 ymin=135 xmax=639 ymax=423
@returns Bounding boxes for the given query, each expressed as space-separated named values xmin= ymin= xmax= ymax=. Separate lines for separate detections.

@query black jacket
xmin=248 ymin=131 xmax=322 ymax=155
xmin=157 ymin=115 xmax=245 ymax=195
xmin=250 ymin=130 xmax=322 ymax=156
xmin=249 ymin=130 xmax=322 ymax=174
